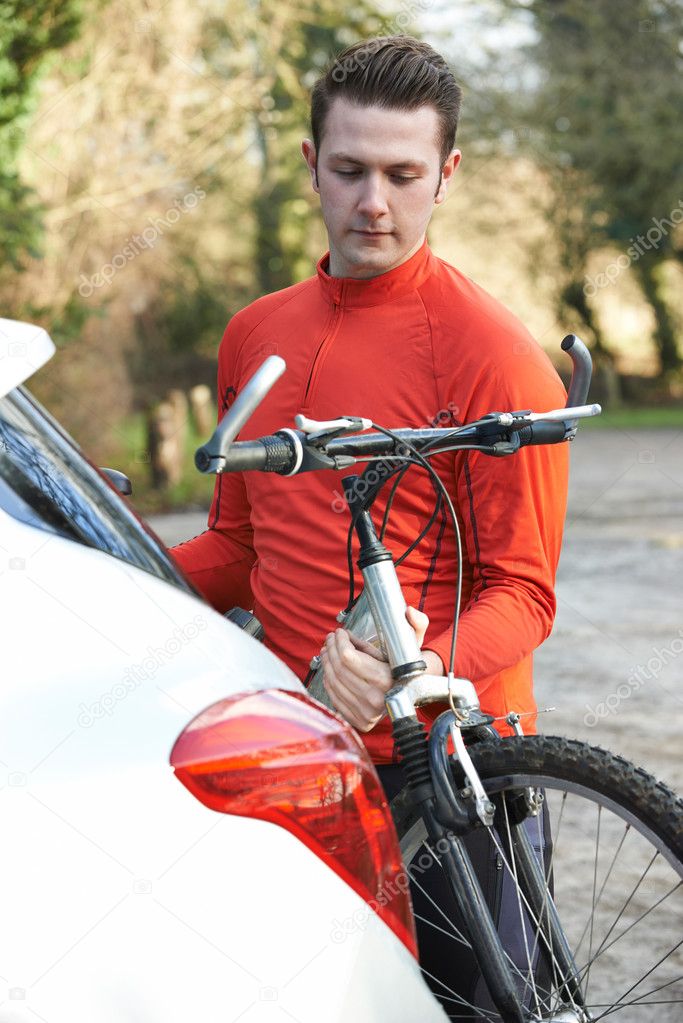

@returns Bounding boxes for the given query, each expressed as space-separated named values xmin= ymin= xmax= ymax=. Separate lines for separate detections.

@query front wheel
xmin=390 ymin=735 xmax=683 ymax=1022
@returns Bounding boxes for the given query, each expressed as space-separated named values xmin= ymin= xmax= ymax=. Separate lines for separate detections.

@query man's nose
xmin=356 ymin=174 xmax=389 ymax=218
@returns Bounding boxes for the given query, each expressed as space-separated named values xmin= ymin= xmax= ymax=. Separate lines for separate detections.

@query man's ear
xmin=434 ymin=149 xmax=462 ymax=205
xmin=301 ymin=139 xmax=320 ymax=193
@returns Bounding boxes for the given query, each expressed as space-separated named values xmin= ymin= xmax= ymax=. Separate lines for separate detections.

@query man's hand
xmin=319 ymin=607 xmax=444 ymax=732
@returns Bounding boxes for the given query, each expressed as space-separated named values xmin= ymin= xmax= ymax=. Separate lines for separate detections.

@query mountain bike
xmin=194 ymin=336 xmax=683 ymax=1022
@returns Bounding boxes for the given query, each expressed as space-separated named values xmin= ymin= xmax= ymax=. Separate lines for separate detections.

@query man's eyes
xmin=334 ymin=169 xmax=417 ymax=183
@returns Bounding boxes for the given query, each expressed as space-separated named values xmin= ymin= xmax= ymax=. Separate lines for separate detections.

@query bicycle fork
xmin=389 ymin=708 xmax=530 ymax=1023
xmin=392 ymin=706 xmax=589 ymax=1022
xmin=346 ymin=500 xmax=585 ymax=1020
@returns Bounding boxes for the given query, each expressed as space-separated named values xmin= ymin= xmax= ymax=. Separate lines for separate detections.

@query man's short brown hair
xmin=311 ymin=36 xmax=462 ymax=167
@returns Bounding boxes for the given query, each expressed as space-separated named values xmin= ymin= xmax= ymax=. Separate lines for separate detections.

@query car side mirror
xmin=100 ymin=467 xmax=133 ymax=496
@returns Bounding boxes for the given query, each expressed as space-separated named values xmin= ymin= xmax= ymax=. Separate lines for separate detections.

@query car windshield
xmin=0 ymin=386 xmax=194 ymax=591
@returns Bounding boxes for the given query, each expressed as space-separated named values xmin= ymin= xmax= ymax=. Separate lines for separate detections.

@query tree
xmin=512 ymin=0 xmax=683 ymax=374
xmin=0 ymin=0 xmax=82 ymax=266
xmin=201 ymin=1 xmax=402 ymax=296
xmin=8 ymin=0 xmax=410 ymax=450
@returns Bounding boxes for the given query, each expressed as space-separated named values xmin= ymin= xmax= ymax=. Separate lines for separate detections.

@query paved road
xmin=149 ymin=426 xmax=683 ymax=789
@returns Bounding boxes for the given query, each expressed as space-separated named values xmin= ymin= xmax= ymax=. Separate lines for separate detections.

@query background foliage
xmin=0 ymin=0 xmax=681 ymax=504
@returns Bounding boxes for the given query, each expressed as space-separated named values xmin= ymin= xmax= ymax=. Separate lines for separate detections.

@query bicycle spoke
xmin=583 ymin=802 xmax=602 ymax=1006
xmin=527 ymin=805 xmax=558 ymax=1016
xmin=488 ymin=823 xmax=567 ymax=999
xmin=541 ymin=790 xmax=566 ymax=1015
xmin=585 ymin=848 xmax=659 ymax=963
xmin=407 ymin=859 xmax=473 ymax=949
xmin=587 ymin=1002 xmax=683 ymax=1009
xmin=587 ymin=937 xmax=683 ymax=1021
xmin=623 ymin=972 xmax=683 ymax=1005
xmin=573 ymin=823 xmax=630 ymax=958
xmin=486 ymin=818 xmax=582 ymax=1016
xmin=501 ymin=796 xmax=543 ymax=1017
xmin=419 ymin=965 xmax=499 ymax=1021
xmin=549 ymin=790 xmax=568 ymax=872
xmin=412 ymin=912 xmax=471 ymax=947
xmin=585 ymin=972 xmax=683 ymax=1015
xmin=413 ymin=839 xmax=553 ymax=1002
xmin=575 ymin=878 xmax=683 ymax=982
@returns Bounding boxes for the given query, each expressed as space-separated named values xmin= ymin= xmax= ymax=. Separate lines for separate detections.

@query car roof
xmin=0 ymin=318 xmax=55 ymax=398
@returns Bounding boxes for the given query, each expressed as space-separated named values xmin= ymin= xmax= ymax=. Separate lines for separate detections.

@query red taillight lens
xmin=170 ymin=689 xmax=417 ymax=956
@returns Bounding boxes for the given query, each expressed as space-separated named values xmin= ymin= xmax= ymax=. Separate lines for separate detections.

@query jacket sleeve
xmin=424 ymin=356 xmax=569 ymax=693
xmin=169 ymin=323 xmax=256 ymax=613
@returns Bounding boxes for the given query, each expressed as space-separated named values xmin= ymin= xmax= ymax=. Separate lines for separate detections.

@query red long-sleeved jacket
xmin=171 ymin=241 xmax=569 ymax=763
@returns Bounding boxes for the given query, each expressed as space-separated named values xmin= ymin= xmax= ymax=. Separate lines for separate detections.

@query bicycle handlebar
xmin=195 ymin=335 xmax=600 ymax=476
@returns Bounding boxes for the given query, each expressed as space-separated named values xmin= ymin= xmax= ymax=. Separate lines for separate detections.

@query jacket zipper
xmin=301 ymin=288 xmax=344 ymax=409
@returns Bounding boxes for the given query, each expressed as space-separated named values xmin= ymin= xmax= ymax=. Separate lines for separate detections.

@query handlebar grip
xmin=195 ymin=432 xmax=299 ymax=475
xmin=261 ymin=433 xmax=298 ymax=473
xmin=562 ymin=334 xmax=592 ymax=407
xmin=195 ymin=440 xmax=267 ymax=473
xmin=517 ymin=420 xmax=567 ymax=448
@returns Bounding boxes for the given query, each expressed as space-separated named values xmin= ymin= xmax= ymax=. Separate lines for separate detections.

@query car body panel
xmin=1 ymin=511 xmax=446 ymax=1021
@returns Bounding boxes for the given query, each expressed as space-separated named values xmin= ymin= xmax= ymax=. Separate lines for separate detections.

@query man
xmin=172 ymin=35 xmax=568 ymax=1006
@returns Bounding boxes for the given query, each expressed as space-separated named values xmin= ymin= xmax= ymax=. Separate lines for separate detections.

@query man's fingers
xmin=322 ymin=661 xmax=363 ymax=727
xmin=321 ymin=649 xmax=380 ymax=731
xmin=346 ymin=631 xmax=387 ymax=661
xmin=332 ymin=630 xmax=391 ymax=687
xmin=321 ymin=633 xmax=389 ymax=729
xmin=320 ymin=648 xmax=360 ymax=719
xmin=323 ymin=635 xmax=374 ymax=705
xmin=318 ymin=609 xmax=428 ymax=733
xmin=406 ymin=605 xmax=429 ymax=647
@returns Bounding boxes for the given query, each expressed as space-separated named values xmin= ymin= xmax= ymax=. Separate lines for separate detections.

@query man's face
xmin=302 ymin=98 xmax=460 ymax=279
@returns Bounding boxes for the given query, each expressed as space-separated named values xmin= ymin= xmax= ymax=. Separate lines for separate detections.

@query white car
xmin=0 ymin=319 xmax=447 ymax=1023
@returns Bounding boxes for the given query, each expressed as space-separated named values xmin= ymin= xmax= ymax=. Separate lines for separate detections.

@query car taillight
xmin=170 ymin=689 xmax=417 ymax=956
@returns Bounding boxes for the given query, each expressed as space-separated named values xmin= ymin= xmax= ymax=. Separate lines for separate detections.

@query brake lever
xmin=294 ymin=414 xmax=372 ymax=445
xmin=503 ymin=404 xmax=602 ymax=429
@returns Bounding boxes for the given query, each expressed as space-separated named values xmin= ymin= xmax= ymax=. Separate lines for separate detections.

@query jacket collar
xmin=316 ymin=238 xmax=437 ymax=308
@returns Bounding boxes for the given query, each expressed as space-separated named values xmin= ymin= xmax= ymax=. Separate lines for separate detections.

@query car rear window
xmin=0 ymin=386 xmax=194 ymax=591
